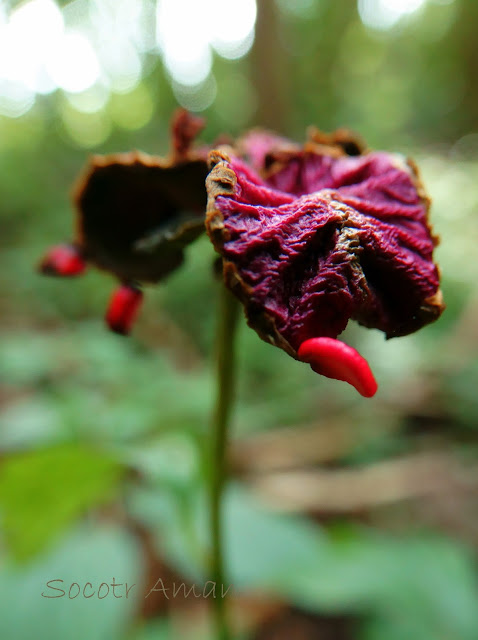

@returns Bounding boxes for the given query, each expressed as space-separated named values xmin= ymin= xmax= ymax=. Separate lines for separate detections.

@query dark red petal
xmin=105 ymin=285 xmax=143 ymax=336
xmin=38 ymin=244 xmax=87 ymax=277
xmin=298 ymin=337 xmax=378 ymax=398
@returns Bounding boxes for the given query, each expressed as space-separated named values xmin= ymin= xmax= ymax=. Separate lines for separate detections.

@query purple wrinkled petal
xmin=206 ymin=145 xmax=443 ymax=356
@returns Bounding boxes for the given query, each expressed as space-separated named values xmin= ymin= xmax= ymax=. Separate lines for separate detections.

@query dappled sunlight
xmin=358 ymin=0 xmax=435 ymax=31
xmin=0 ymin=0 xmax=257 ymax=120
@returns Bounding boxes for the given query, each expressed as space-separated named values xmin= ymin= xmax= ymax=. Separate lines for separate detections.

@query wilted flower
xmin=205 ymin=128 xmax=444 ymax=396
xmin=39 ymin=114 xmax=444 ymax=396
xmin=39 ymin=109 xmax=209 ymax=334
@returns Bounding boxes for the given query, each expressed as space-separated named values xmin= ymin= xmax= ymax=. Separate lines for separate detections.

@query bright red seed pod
xmin=38 ymin=244 xmax=87 ymax=277
xmin=105 ymin=285 xmax=143 ymax=336
xmin=298 ymin=337 xmax=378 ymax=398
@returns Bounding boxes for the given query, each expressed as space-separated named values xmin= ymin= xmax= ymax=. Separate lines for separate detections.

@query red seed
xmin=38 ymin=244 xmax=87 ymax=277
xmin=298 ymin=337 xmax=378 ymax=398
xmin=105 ymin=285 xmax=143 ymax=336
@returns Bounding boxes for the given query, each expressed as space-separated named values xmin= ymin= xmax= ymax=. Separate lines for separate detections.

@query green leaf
xmin=224 ymin=486 xmax=327 ymax=589
xmin=224 ymin=490 xmax=478 ymax=640
xmin=276 ymin=527 xmax=478 ymax=639
xmin=0 ymin=523 xmax=143 ymax=640
xmin=0 ymin=444 xmax=123 ymax=561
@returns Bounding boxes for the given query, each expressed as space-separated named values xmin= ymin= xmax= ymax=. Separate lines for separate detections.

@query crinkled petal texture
xmin=206 ymin=145 xmax=444 ymax=360
xmin=238 ymin=126 xmax=367 ymax=177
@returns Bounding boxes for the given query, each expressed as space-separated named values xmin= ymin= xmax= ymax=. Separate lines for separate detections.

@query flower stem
xmin=210 ymin=283 xmax=240 ymax=640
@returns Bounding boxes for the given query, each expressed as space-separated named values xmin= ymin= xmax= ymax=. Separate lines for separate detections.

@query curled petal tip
xmin=298 ymin=337 xmax=378 ymax=398
xmin=38 ymin=244 xmax=87 ymax=277
xmin=105 ymin=284 xmax=143 ymax=336
xmin=172 ymin=108 xmax=206 ymax=158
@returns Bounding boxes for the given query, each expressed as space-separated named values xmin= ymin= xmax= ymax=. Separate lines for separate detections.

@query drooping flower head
xmin=38 ymin=113 xmax=444 ymax=396
xmin=205 ymin=128 xmax=444 ymax=396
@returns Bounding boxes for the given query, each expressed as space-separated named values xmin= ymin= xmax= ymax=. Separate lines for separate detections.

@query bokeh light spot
xmin=65 ymin=83 xmax=110 ymax=114
xmin=209 ymin=0 xmax=256 ymax=58
xmin=109 ymin=84 xmax=154 ymax=130
xmin=358 ymin=0 xmax=427 ymax=31
xmin=156 ymin=0 xmax=257 ymax=85
xmin=61 ymin=103 xmax=112 ymax=147
xmin=0 ymin=80 xmax=35 ymax=118
xmin=172 ymin=74 xmax=217 ymax=113
xmin=0 ymin=0 xmax=64 ymax=97
xmin=47 ymin=31 xmax=100 ymax=94
xmin=156 ymin=0 xmax=212 ymax=86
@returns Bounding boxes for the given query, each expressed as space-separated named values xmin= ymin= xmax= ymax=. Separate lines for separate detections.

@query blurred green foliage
xmin=1 ymin=1 xmax=478 ymax=639
xmin=0 ymin=444 xmax=123 ymax=560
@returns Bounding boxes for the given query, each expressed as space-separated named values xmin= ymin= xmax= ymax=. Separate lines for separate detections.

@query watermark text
xmin=41 ymin=578 xmax=231 ymax=600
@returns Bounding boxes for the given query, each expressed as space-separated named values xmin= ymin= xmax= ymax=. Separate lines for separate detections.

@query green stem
xmin=210 ymin=284 xmax=240 ymax=640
